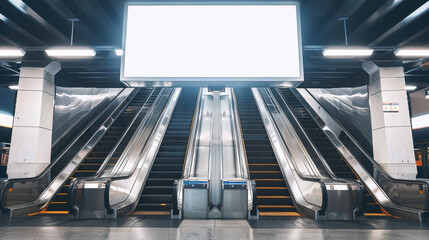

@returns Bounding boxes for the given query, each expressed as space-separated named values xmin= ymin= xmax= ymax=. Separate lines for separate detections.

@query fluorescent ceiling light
xmin=115 ymin=49 xmax=123 ymax=56
xmin=412 ymin=113 xmax=429 ymax=130
xmin=8 ymin=85 xmax=18 ymax=90
xmin=395 ymin=48 xmax=429 ymax=57
xmin=0 ymin=48 xmax=25 ymax=57
xmin=406 ymin=85 xmax=417 ymax=91
xmin=123 ymin=5 xmax=302 ymax=79
xmin=0 ymin=112 xmax=13 ymax=128
xmin=45 ymin=48 xmax=96 ymax=58
xmin=323 ymin=48 xmax=374 ymax=57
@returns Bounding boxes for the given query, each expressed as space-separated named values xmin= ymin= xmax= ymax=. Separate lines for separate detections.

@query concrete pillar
xmin=362 ymin=61 xmax=417 ymax=180
xmin=7 ymin=62 xmax=61 ymax=179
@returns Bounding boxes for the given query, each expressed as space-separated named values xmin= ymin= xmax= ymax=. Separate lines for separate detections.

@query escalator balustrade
xmin=235 ymin=88 xmax=299 ymax=217
xmin=277 ymin=88 xmax=384 ymax=216
xmin=135 ymin=88 xmax=199 ymax=216
xmin=43 ymin=88 xmax=155 ymax=214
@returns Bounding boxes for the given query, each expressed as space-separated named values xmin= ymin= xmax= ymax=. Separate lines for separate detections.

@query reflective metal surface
xmin=306 ymin=87 xmax=373 ymax=155
xmin=178 ymin=88 xmax=253 ymax=219
xmin=2 ymin=215 xmax=429 ymax=240
xmin=0 ymin=88 xmax=136 ymax=217
xmin=69 ymin=88 xmax=180 ymax=218
xmin=52 ymin=88 xmax=122 ymax=159
xmin=253 ymin=88 xmax=363 ymax=220
xmin=296 ymin=88 xmax=429 ymax=221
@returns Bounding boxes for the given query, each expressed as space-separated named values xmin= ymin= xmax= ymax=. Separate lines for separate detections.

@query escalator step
xmin=47 ymin=88 xmax=156 ymax=213
xmin=235 ymin=88 xmax=298 ymax=216
xmin=136 ymin=88 xmax=198 ymax=214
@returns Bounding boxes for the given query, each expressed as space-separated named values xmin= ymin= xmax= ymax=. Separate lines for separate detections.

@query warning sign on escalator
xmin=383 ymin=102 xmax=399 ymax=112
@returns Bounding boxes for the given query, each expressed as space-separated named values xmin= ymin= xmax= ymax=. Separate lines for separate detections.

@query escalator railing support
xmin=291 ymin=88 xmax=429 ymax=221
xmin=68 ymin=88 xmax=180 ymax=218
xmin=0 ymin=88 xmax=137 ymax=217
xmin=253 ymin=88 xmax=364 ymax=220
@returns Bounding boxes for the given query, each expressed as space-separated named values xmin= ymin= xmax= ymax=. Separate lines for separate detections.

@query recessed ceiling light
xmin=323 ymin=47 xmax=374 ymax=57
xmin=406 ymin=85 xmax=417 ymax=91
xmin=0 ymin=48 xmax=25 ymax=57
xmin=395 ymin=48 xmax=429 ymax=57
xmin=45 ymin=48 xmax=96 ymax=58
xmin=115 ymin=49 xmax=123 ymax=56
xmin=8 ymin=85 xmax=19 ymax=90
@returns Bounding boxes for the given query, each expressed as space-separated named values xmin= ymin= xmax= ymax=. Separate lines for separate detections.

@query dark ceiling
xmin=0 ymin=0 xmax=428 ymax=89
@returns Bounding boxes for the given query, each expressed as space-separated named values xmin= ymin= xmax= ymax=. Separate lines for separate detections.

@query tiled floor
xmin=1 ymin=216 xmax=429 ymax=239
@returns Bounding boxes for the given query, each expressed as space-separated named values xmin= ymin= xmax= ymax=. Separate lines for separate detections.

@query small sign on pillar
xmin=383 ymin=102 xmax=399 ymax=112
xmin=425 ymin=88 xmax=429 ymax=99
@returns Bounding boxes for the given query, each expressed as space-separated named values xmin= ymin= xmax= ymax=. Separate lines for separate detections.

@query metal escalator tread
xmin=235 ymin=88 xmax=299 ymax=216
xmin=43 ymin=88 xmax=157 ymax=214
xmin=137 ymin=88 xmax=199 ymax=215
xmin=277 ymin=88 xmax=384 ymax=215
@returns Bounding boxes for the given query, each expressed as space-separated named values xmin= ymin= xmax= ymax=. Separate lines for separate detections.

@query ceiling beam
xmin=370 ymin=1 xmax=429 ymax=46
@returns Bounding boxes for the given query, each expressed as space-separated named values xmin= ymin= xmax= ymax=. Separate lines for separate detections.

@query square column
xmin=7 ymin=62 xmax=61 ymax=179
xmin=363 ymin=61 xmax=417 ymax=180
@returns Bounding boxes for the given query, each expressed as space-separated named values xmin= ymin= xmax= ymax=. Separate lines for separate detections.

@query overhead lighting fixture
xmin=45 ymin=48 xmax=96 ymax=58
xmin=0 ymin=48 xmax=25 ymax=57
xmin=406 ymin=85 xmax=417 ymax=91
xmin=395 ymin=48 xmax=429 ymax=57
xmin=115 ymin=49 xmax=123 ymax=56
xmin=8 ymin=85 xmax=18 ymax=90
xmin=323 ymin=47 xmax=374 ymax=57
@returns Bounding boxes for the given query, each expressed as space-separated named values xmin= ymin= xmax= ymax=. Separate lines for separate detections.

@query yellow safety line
xmin=260 ymin=212 xmax=301 ymax=217
xmin=257 ymin=196 xmax=291 ymax=199
xmin=258 ymin=205 xmax=295 ymax=208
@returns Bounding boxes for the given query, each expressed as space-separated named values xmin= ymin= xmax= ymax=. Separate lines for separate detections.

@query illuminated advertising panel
xmin=121 ymin=2 xmax=303 ymax=87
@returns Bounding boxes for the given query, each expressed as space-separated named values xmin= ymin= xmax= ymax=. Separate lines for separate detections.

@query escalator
xmin=277 ymin=88 xmax=384 ymax=216
xmin=44 ymin=88 xmax=155 ymax=213
xmin=234 ymin=88 xmax=299 ymax=217
xmin=135 ymin=87 xmax=199 ymax=216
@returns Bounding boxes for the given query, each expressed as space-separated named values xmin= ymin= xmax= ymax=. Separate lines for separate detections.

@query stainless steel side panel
xmin=179 ymin=88 xmax=252 ymax=219
xmin=251 ymin=88 xmax=323 ymax=214
xmin=295 ymin=88 xmax=427 ymax=221
xmin=1 ymin=88 xmax=135 ymax=217
xmin=306 ymin=87 xmax=372 ymax=154
xmin=107 ymin=88 xmax=180 ymax=213
xmin=52 ymin=87 xmax=122 ymax=148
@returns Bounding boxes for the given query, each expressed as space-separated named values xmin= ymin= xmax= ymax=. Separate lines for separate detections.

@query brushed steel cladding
xmin=52 ymin=87 xmax=122 ymax=146
xmin=306 ymin=86 xmax=373 ymax=156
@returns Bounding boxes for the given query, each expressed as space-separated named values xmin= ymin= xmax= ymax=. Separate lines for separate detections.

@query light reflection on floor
xmin=1 ymin=216 xmax=429 ymax=240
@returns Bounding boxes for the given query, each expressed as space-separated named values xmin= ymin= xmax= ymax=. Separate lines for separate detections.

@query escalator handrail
xmin=0 ymin=88 xmax=137 ymax=211
xmin=93 ymin=88 xmax=159 ymax=177
xmin=257 ymin=89 xmax=329 ymax=183
xmin=251 ymin=88 xmax=328 ymax=214
xmin=271 ymin=88 xmax=339 ymax=180
xmin=296 ymin=88 xmax=429 ymax=191
xmin=181 ymin=88 xmax=204 ymax=179
xmin=103 ymin=88 xmax=180 ymax=213
xmin=231 ymin=89 xmax=250 ymax=180
xmin=69 ymin=88 xmax=170 ymax=184
xmin=292 ymin=88 xmax=429 ymax=219
xmin=69 ymin=88 xmax=179 ymax=215
xmin=67 ymin=88 xmax=162 ymax=206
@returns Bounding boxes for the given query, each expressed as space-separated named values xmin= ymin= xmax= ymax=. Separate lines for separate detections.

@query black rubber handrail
xmin=0 ymin=88 xmax=137 ymax=210
xmin=298 ymin=88 xmax=429 ymax=192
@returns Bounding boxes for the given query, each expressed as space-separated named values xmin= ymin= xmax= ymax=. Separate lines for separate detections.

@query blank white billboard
xmin=121 ymin=3 xmax=303 ymax=83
